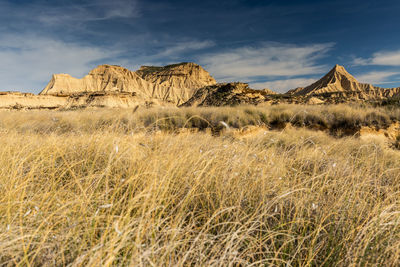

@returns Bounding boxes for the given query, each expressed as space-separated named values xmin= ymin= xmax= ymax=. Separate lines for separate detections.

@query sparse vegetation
xmin=0 ymin=105 xmax=400 ymax=266
xmin=1 ymin=104 xmax=400 ymax=136
xmin=379 ymin=95 xmax=400 ymax=107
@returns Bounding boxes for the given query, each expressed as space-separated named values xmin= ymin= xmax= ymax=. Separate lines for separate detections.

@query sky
xmin=1 ymin=0 xmax=400 ymax=93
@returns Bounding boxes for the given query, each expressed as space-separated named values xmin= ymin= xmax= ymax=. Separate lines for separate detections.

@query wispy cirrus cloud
xmin=199 ymin=42 xmax=334 ymax=81
xmin=198 ymin=42 xmax=333 ymax=92
xmin=0 ymin=34 xmax=120 ymax=92
xmin=352 ymin=48 xmax=400 ymax=87
xmin=354 ymin=50 xmax=400 ymax=66
xmin=37 ymin=0 xmax=140 ymax=25
xmin=0 ymin=33 xmax=217 ymax=93
xmin=355 ymin=71 xmax=400 ymax=84
xmin=157 ymin=40 xmax=215 ymax=58
xmin=114 ymin=39 xmax=218 ymax=71
xmin=0 ymin=1 xmax=140 ymax=29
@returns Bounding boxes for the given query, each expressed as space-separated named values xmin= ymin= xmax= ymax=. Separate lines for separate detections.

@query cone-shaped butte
xmin=288 ymin=65 xmax=400 ymax=99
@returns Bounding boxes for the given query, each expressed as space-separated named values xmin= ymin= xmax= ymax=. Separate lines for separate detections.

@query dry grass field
xmin=1 ymin=105 xmax=400 ymax=266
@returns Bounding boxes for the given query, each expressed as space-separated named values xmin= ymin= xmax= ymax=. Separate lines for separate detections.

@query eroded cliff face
xmin=40 ymin=63 xmax=217 ymax=105
xmin=288 ymin=65 xmax=400 ymax=100
xmin=136 ymin=63 xmax=217 ymax=104
xmin=40 ymin=65 xmax=168 ymax=100
xmin=1 ymin=63 xmax=217 ymax=109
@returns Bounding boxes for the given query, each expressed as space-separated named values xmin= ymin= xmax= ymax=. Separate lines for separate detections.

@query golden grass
xmin=1 ymin=104 xmax=400 ymax=135
xmin=0 ymin=105 xmax=400 ymax=266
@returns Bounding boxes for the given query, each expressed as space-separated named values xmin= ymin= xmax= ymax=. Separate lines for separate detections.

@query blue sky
xmin=1 ymin=0 xmax=400 ymax=93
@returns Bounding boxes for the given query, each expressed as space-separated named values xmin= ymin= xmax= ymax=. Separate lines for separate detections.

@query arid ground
xmin=1 ymin=104 xmax=400 ymax=266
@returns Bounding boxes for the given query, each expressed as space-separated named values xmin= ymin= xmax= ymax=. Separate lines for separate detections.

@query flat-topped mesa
xmin=40 ymin=63 xmax=216 ymax=105
xmin=289 ymin=64 xmax=400 ymax=99
xmin=40 ymin=65 xmax=150 ymax=96
xmin=136 ymin=62 xmax=217 ymax=104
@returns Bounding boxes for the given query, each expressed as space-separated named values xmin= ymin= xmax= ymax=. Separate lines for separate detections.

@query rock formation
xmin=288 ymin=65 xmax=400 ymax=100
xmin=2 ymin=63 xmax=400 ymax=110
xmin=41 ymin=65 xmax=169 ymax=101
xmin=136 ymin=62 xmax=217 ymax=105
xmin=181 ymin=82 xmax=276 ymax=107
xmin=41 ymin=63 xmax=216 ymax=105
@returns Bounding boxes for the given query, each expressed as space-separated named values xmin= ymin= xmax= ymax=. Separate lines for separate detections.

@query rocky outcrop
xmin=136 ymin=62 xmax=217 ymax=105
xmin=41 ymin=63 xmax=216 ymax=105
xmin=181 ymin=82 xmax=276 ymax=107
xmin=288 ymin=65 xmax=400 ymax=100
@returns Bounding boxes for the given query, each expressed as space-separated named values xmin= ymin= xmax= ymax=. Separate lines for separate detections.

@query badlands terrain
xmin=1 ymin=62 xmax=400 ymax=110
xmin=1 ymin=63 xmax=400 ymax=266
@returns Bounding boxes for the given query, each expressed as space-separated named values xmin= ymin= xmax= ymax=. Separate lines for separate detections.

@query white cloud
xmin=0 ymin=33 xmax=217 ymax=93
xmin=37 ymin=0 xmax=140 ymax=24
xmin=354 ymin=50 xmax=400 ymax=66
xmin=251 ymin=78 xmax=317 ymax=93
xmin=158 ymin=41 xmax=215 ymax=58
xmin=0 ymin=34 xmax=119 ymax=93
xmin=352 ymin=57 xmax=369 ymax=66
xmin=199 ymin=42 xmax=334 ymax=80
xmin=355 ymin=71 xmax=400 ymax=85
xmin=101 ymin=0 xmax=140 ymax=19
xmin=119 ymin=40 xmax=217 ymax=70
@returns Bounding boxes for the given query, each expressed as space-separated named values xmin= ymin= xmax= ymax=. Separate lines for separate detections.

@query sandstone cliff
xmin=40 ymin=65 xmax=170 ymax=101
xmin=288 ymin=65 xmax=400 ymax=100
xmin=41 ymin=63 xmax=216 ymax=105
xmin=136 ymin=62 xmax=217 ymax=104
